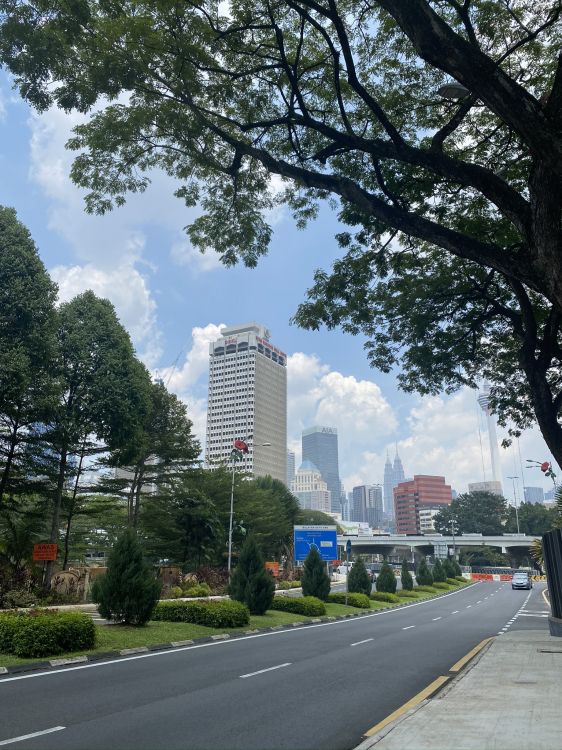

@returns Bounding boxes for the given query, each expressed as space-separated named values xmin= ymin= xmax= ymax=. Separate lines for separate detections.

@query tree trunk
xmin=0 ymin=413 xmax=19 ymax=509
xmin=44 ymin=449 xmax=67 ymax=589
xmin=133 ymin=466 xmax=145 ymax=528
xmin=62 ymin=438 xmax=88 ymax=569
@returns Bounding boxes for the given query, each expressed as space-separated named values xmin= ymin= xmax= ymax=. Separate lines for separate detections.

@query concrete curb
xmin=0 ymin=582 xmax=477 ymax=677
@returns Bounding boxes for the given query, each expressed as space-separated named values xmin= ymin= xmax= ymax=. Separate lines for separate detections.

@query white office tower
xmin=291 ymin=461 xmax=331 ymax=513
xmin=287 ymin=450 xmax=296 ymax=487
xmin=477 ymin=384 xmax=503 ymax=494
xmin=205 ymin=323 xmax=287 ymax=483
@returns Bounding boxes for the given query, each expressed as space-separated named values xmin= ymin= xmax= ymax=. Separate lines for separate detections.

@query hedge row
xmin=446 ymin=578 xmax=460 ymax=586
xmin=277 ymin=581 xmax=301 ymax=590
xmin=396 ymin=590 xmax=419 ymax=599
xmin=152 ymin=599 xmax=250 ymax=628
xmin=370 ymin=592 xmax=401 ymax=604
xmin=328 ymin=592 xmax=371 ymax=608
xmin=432 ymin=582 xmax=450 ymax=590
xmin=0 ymin=610 xmax=95 ymax=658
xmin=270 ymin=596 xmax=326 ymax=616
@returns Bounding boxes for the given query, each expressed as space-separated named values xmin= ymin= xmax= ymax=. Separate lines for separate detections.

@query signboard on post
xmin=294 ymin=525 xmax=337 ymax=562
xmin=32 ymin=543 xmax=58 ymax=561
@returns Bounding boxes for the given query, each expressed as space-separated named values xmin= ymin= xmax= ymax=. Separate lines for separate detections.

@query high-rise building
xmin=205 ymin=323 xmax=287 ymax=483
xmin=524 ymin=486 xmax=545 ymax=505
xmin=287 ymin=450 xmax=296 ymax=487
xmin=302 ymin=426 xmax=342 ymax=514
xmin=383 ymin=448 xmax=406 ymax=517
xmin=477 ymin=384 xmax=503 ymax=494
xmin=351 ymin=485 xmax=383 ymax=527
xmin=468 ymin=480 xmax=503 ymax=496
xmin=291 ymin=460 xmax=331 ymax=513
xmin=394 ymin=475 xmax=452 ymax=534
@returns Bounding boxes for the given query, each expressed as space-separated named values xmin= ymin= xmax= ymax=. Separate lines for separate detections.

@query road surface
xmin=0 ymin=581 xmax=548 ymax=750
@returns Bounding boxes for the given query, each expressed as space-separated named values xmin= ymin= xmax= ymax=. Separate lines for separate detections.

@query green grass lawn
xmin=0 ymin=582 xmax=472 ymax=668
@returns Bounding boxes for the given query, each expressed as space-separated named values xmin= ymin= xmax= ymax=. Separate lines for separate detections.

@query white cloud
xmin=170 ymin=239 xmax=223 ymax=274
xmin=50 ymin=262 xmax=162 ymax=367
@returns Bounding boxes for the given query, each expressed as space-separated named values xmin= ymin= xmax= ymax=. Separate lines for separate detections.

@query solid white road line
xmin=402 ymin=626 xmax=415 ymax=630
xmin=432 ymin=617 xmax=442 ymax=621
xmin=516 ymin=613 xmax=548 ymax=618
xmin=240 ymin=663 xmax=291 ymax=679
xmin=350 ymin=638 xmax=374 ymax=647
xmin=0 ymin=727 xmax=65 ymax=746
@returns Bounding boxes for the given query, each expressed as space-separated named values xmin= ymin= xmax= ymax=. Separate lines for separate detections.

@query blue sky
xmin=0 ymin=71 xmax=556 ymax=502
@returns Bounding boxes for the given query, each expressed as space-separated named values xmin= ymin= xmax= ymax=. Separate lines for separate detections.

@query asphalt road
xmin=0 ymin=581 xmax=547 ymax=750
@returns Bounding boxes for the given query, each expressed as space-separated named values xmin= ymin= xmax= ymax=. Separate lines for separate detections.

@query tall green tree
xmin=4 ymin=3 xmax=562 ymax=459
xmin=434 ymin=491 xmax=509 ymax=536
xmin=401 ymin=559 xmax=414 ymax=591
xmin=102 ymin=381 xmax=200 ymax=526
xmin=432 ymin=558 xmax=446 ymax=583
xmin=376 ymin=561 xmax=397 ymax=593
xmin=505 ymin=501 xmax=559 ymax=536
xmin=348 ymin=557 xmax=371 ymax=597
xmin=301 ymin=546 xmax=331 ymax=601
xmin=43 ymin=291 xmax=152 ymax=585
xmin=0 ymin=206 xmax=58 ymax=507
xmin=416 ymin=558 xmax=434 ymax=586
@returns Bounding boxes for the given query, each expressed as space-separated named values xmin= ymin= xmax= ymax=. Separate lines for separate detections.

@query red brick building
xmin=393 ymin=475 xmax=452 ymax=534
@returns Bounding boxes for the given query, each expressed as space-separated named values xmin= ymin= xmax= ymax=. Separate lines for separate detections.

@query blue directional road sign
xmin=294 ymin=525 xmax=338 ymax=562
xmin=346 ymin=540 xmax=352 ymax=556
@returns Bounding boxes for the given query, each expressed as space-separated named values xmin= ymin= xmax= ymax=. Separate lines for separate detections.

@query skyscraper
xmin=394 ymin=475 xmax=452 ymax=534
xmin=287 ymin=450 xmax=296 ymax=487
xmin=477 ymin=384 xmax=503 ymax=494
xmin=302 ymin=426 xmax=342 ymax=514
xmin=383 ymin=448 xmax=405 ymax=517
xmin=205 ymin=323 xmax=287 ymax=483
xmin=352 ymin=484 xmax=383 ymax=526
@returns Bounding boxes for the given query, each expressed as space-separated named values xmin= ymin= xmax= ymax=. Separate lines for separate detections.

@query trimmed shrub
xmin=414 ymin=585 xmax=438 ymax=593
xmin=370 ymin=591 xmax=400 ymax=604
xmin=432 ymin=581 xmax=450 ymax=590
xmin=442 ymin=559 xmax=456 ymax=579
xmin=2 ymin=589 xmax=38 ymax=609
xmin=416 ymin=558 xmax=434 ymax=586
xmin=455 ymin=576 xmax=469 ymax=583
xmin=432 ymin=558 xmax=446 ymax=583
xmin=182 ymin=583 xmax=211 ymax=598
xmin=401 ymin=559 xmax=414 ymax=591
xmin=168 ymin=586 xmax=184 ymax=599
xmin=376 ymin=562 xmax=397 ymax=593
xmin=270 ymin=596 xmax=326 ymax=616
xmin=348 ymin=558 xmax=372 ymax=597
xmin=0 ymin=611 xmax=95 ymax=658
xmin=328 ymin=592 xmax=371 ymax=608
xmin=229 ymin=536 xmax=275 ymax=615
xmin=446 ymin=578 xmax=460 ymax=586
xmin=277 ymin=581 xmax=292 ymax=590
xmin=301 ymin=546 xmax=331 ymax=601
xmin=153 ymin=599 xmax=249 ymax=628
xmin=92 ymin=528 xmax=161 ymax=626
xmin=397 ymin=590 xmax=419 ymax=598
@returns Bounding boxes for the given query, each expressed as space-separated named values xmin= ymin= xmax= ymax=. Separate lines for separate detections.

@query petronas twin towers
xmin=383 ymin=449 xmax=405 ymax=518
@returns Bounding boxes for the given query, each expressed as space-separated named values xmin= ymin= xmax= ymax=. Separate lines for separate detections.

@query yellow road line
xmin=449 ymin=637 xmax=494 ymax=673
xmin=542 ymin=588 xmax=550 ymax=608
xmin=363 ymin=675 xmax=449 ymax=737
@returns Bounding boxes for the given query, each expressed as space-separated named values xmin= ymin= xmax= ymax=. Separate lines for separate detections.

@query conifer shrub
xmin=432 ymin=558 xmax=447 ymax=583
xmin=348 ymin=557 xmax=372 ymax=596
xmin=301 ymin=546 xmax=331 ymax=601
xmin=228 ymin=536 xmax=275 ymax=615
xmin=370 ymin=591 xmax=400 ymax=604
xmin=152 ymin=599 xmax=249 ymax=627
xmin=442 ymin=559 xmax=456 ymax=579
xmin=416 ymin=558 xmax=434 ymax=586
xmin=92 ymin=528 xmax=161 ymax=625
xmin=270 ymin=596 xmax=326 ymax=616
xmin=328 ymin=592 xmax=371 ymax=608
xmin=376 ymin=561 xmax=397 ymax=593
xmin=400 ymin=559 xmax=414 ymax=591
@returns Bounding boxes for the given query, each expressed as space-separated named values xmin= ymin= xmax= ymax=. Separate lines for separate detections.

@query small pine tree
xmin=301 ymin=546 xmax=331 ymax=600
xmin=452 ymin=559 xmax=463 ymax=577
xmin=401 ymin=558 xmax=414 ymax=591
xmin=416 ymin=557 xmax=434 ymax=586
xmin=442 ymin=558 xmax=455 ymax=579
xmin=228 ymin=535 xmax=275 ymax=615
xmin=376 ymin=561 xmax=397 ymax=593
xmin=348 ymin=557 xmax=371 ymax=596
xmin=432 ymin=558 xmax=446 ymax=582
xmin=92 ymin=528 xmax=161 ymax=625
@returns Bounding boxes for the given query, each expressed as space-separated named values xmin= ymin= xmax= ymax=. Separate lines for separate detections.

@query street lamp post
xmin=227 ymin=439 xmax=271 ymax=577
xmin=508 ymin=475 xmax=521 ymax=534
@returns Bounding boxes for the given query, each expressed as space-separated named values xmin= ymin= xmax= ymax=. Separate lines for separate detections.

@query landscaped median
xmin=0 ymin=578 xmax=473 ymax=672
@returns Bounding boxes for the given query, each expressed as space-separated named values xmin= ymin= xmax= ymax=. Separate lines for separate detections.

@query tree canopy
xmin=2 ymin=2 xmax=562 ymax=458
xmin=433 ymin=491 xmax=509 ymax=536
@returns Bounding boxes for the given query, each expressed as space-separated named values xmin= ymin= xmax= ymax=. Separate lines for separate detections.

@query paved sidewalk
xmin=357 ymin=630 xmax=562 ymax=750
